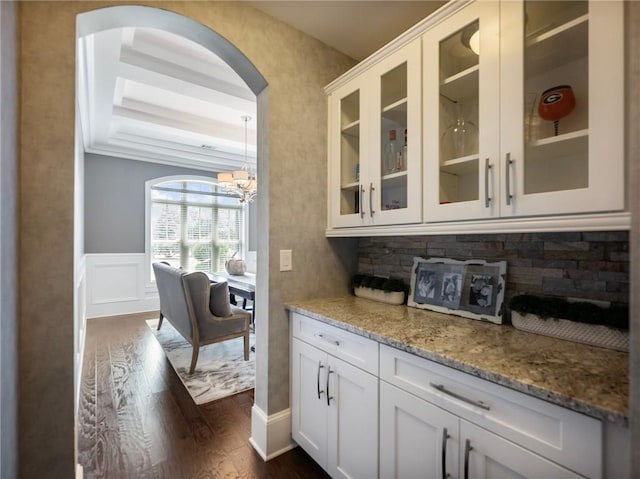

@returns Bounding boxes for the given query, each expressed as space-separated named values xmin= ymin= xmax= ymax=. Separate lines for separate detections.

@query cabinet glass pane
xmin=524 ymin=1 xmax=588 ymax=195
xmin=438 ymin=20 xmax=480 ymax=204
xmin=340 ymin=90 xmax=360 ymax=216
xmin=380 ymin=63 xmax=409 ymax=211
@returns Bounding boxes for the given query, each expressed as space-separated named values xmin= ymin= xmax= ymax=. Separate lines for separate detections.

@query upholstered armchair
xmin=152 ymin=262 xmax=251 ymax=374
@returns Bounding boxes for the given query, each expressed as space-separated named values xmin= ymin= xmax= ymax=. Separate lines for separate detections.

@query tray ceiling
xmin=77 ymin=2 xmax=444 ymax=172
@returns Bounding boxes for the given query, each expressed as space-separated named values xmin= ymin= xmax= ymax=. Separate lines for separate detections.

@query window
xmin=146 ymin=176 xmax=245 ymax=280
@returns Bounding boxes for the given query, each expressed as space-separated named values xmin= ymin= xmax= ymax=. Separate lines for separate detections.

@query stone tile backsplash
xmin=357 ymin=231 xmax=629 ymax=309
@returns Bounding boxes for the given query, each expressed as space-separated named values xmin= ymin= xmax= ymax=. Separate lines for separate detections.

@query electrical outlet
xmin=280 ymin=249 xmax=292 ymax=271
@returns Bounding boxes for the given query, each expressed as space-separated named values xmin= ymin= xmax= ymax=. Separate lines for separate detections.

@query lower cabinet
xmin=379 ymin=344 xmax=602 ymax=479
xmin=290 ymin=313 xmax=612 ymax=479
xmin=380 ymin=380 xmax=458 ymax=479
xmin=380 ymin=381 xmax=582 ymax=479
xmin=291 ymin=323 xmax=378 ymax=479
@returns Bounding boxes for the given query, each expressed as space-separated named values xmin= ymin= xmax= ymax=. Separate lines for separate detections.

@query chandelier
xmin=217 ymin=115 xmax=257 ymax=203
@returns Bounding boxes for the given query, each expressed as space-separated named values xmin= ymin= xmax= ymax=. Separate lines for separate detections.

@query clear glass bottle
xmin=442 ymin=106 xmax=478 ymax=159
xmin=402 ymin=129 xmax=408 ymax=170
xmin=384 ymin=129 xmax=397 ymax=173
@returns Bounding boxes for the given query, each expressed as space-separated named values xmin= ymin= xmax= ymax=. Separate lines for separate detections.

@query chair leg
xmin=157 ymin=312 xmax=164 ymax=330
xmin=189 ymin=346 xmax=199 ymax=374
xmin=244 ymin=333 xmax=250 ymax=360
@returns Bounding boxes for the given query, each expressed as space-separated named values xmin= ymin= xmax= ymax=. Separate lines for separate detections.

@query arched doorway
xmin=75 ymin=2 xmax=269 ymax=467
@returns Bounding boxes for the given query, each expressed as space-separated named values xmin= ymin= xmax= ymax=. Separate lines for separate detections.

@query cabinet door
xmin=291 ymin=338 xmax=328 ymax=470
xmin=368 ymin=37 xmax=422 ymax=226
xmin=423 ymin=1 xmax=501 ymax=222
xmin=500 ymin=0 xmax=624 ymax=217
xmin=327 ymin=356 xmax=378 ymax=479
xmin=328 ymin=78 xmax=369 ymax=228
xmin=461 ymin=420 xmax=583 ymax=479
xmin=380 ymin=381 xmax=459 ymax=479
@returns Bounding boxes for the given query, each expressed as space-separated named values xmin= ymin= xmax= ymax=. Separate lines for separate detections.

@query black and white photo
xmin=409 ymin=257 xmax=507 ymax=324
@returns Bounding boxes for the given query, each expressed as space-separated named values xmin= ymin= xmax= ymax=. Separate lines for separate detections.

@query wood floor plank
xmin=77 ymin=330 xmax=98 ymax=474
xmin=94 ymin=334 xmax=123 ymax=478
xmin=109 ymin=341 xmax=154 ymax=475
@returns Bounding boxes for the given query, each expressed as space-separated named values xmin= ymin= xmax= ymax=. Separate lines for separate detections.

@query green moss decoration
xmin=351 ymin=274 xmax=408 ymax=293
xmin=508 ymin=294 xmax=628 ymax=331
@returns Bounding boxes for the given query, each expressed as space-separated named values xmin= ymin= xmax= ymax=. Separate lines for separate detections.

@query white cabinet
xmin=423 ymin=0 xmax=624 ymax=222
xmin=380 ymin=381 xmax=459 ymax=479
xmin=380 ymin=381 xmax=583 ymax=479
xmin=379 ymin=344 xmax=602 ymax=479
xmin=325 ymin=0 xmax=627 ymax=236
xmin=461 ymin=420 xmax=582 ymax=479
xmin=290 ymin=314 xmax=378 ymax=478
xmin=327 ymin=38 xmax=422 ymax=229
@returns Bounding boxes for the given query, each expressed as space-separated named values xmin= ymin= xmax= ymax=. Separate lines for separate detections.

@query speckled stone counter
xmin=286 ymin=296 xmax=628 ymax=425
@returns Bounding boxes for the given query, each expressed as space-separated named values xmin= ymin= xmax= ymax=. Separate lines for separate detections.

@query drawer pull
xmin=464 ymin=438 xmax=473 ymax=479
xmin=430 ymin=382 xmax=490 ymax=411
xmin=315 ymin=333 xmax=340 ymax=347
xmin=442 ymin=427 xmax=450 ymax=479
xmin=317 ymin=361 xmax=325 ymax=399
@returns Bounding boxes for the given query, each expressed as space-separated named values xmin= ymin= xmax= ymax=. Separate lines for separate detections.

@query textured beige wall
xmin=628 ymin=1 xmax=640 ymax=475
xmin=19 ymin=1 xmax=355 ymax=476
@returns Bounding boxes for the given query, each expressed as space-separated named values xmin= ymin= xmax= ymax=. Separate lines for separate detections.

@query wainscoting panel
xmin=85 ymin=254 xmax=159 ymax=318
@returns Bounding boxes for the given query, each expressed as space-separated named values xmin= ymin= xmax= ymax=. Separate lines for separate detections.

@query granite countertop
xmin=286 ymin=296 xmax=628 ymax=425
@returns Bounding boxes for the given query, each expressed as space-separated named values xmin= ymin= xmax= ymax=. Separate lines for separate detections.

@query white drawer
xmin=291 ymin=312 xmax=379 ymax=375
xmin=380 ymin=344 xmax=602 ymax=478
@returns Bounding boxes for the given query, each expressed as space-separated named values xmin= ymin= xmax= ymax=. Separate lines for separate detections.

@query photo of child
xmin=440 ymin=272 xmax=462 ymax=308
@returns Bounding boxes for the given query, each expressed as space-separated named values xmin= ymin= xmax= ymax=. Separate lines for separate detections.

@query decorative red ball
xmin=538 ymin=85 xmax=575 ymax=122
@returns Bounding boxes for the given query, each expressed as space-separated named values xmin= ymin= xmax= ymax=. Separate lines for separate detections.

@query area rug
xmin=146 ymin=318 xmax=255 ymax=405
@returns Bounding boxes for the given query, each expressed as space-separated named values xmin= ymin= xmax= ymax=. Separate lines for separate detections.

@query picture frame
xmin=408 ymin=257 xmax=507 ymax=324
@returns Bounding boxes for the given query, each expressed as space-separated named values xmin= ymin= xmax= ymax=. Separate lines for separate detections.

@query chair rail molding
xmin=85 ymin=253 xmax=159 ymax=318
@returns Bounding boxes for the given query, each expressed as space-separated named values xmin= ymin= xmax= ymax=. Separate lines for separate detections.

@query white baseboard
xmin=249 ymin=405 xmax=296 ymax=461
xmin=76 ymin=464 xmax=83 ymax=479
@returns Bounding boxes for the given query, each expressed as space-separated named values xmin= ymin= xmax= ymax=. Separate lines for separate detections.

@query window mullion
xmin=180 ymin=181 xmax=189 ymax=269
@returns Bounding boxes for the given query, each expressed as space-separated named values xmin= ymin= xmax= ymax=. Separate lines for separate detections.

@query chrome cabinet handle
xmin=369 ymin=182 xmax=375 ymax=217
xmin=430 ymin=382 xmax=490 ymax=410
xmin=442 ymin=427 xmax=450 ymax=479
xmin=359 ymin=185 xmax=365 ymax=218
xmin=464 ymin=439 xmax=473 ymax=479
xmin=326 ymin=367 xmax=334 ymax=406
xmin=505 ymin=153 xmax=514 ymax=206
xmin=317 ymin=361 xmax=325 ymax=399
xmin=484 ymin=158 xmax=492 ymax=208
xmin=315 ymin=333 xmax=340 ymax=347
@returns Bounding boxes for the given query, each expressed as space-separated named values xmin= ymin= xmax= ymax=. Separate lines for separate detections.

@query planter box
xmin=511 ymin=311 xmax=629 ymax=352
xmin=354 ymin=287 xmax=405 ymax=305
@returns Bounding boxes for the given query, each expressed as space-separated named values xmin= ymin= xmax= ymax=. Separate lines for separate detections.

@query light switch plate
xmin=280 ymin=249 xmax=292 ymax=271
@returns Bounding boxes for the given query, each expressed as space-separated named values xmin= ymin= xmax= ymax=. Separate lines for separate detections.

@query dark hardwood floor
xmin=78 ymin=312 xmax=330 ymax=479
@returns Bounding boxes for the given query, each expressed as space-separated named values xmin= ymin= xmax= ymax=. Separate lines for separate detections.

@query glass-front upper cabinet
xmin=424 ymin=0 xmax=623 ymax=223
xmin=328 ymin=79 xmax=364 ymax=228
xmin=328 ymin=38 xmax=422 ymax=228
xmin=500 ymin=0 xmax=624 ymax=217
xmin=423 ymin=1 xmax=501 ymax=222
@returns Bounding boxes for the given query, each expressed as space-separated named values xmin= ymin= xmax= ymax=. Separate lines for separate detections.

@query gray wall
xmin=84 ymin=153 xmax=217 ymax=253
xmin=0 ymin=2 xmax=18 ymax=477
